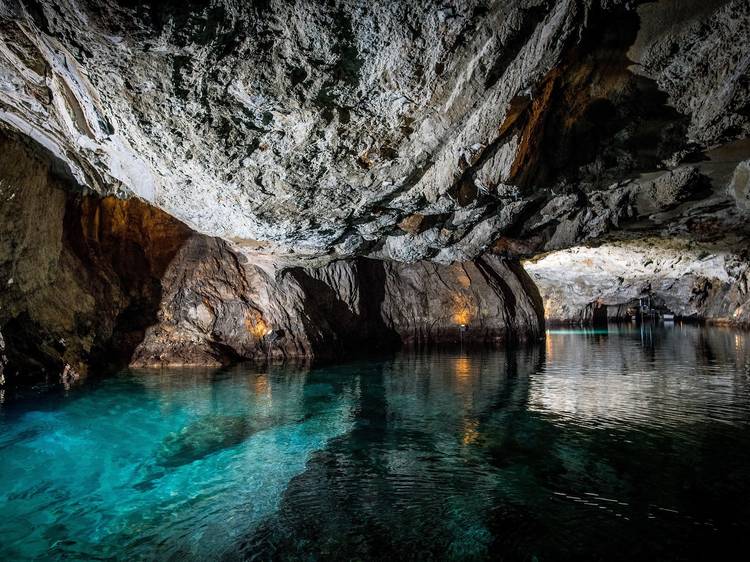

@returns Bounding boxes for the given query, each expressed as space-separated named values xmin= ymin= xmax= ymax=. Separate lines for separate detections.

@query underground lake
xmin=2 ymin=1 xmax=750 ymax=559
xmin=2 ymin=324 xmax=749 ymax=561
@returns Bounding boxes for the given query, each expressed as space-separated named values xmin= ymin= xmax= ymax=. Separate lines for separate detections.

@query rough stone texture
xmin=730 ymin=159 xmax=750 ymax=211
xmin=0 ymin=0 xmax=748 ymax=266
xmin=1 ymin=0 xmax=750 ymax=385
xmin=629 ymin=0 xmax=750 ymax=145
xmin=519 ymin=147 xmax=750 ymax=325
xmin=132 ymin=250 xmax=544 ymax=367
xmin=0 ymin=130 xmax=192 ymax=387
xmin=525 ymin=238 xmax=750 ymax=325
xmin=0 ymin=131 xmax=543 ymax=387
xmin=495 ymin=142 xmax=750 ymax=257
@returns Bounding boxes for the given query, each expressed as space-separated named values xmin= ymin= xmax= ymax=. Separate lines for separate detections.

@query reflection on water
xmin=1 ymin=325 xmax=749 ymax=560
xmin=532 ymin=325 xmax=750 ymax=429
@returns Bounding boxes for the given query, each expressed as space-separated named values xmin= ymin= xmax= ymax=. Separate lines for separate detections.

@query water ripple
xmin=1 ymin=325 xmax=750 ymax=560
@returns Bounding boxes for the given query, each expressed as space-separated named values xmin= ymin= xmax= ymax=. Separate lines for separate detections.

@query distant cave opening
xmin=523 ymin=241 xmax=749 ymax=329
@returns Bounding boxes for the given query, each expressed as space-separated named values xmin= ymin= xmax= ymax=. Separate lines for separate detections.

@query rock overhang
xmin=0 ymin=0 xmax=748 ymax=272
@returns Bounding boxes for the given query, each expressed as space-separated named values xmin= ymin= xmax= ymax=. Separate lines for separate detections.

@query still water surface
xmin=1 ymin=324 xmax=750 ymax=560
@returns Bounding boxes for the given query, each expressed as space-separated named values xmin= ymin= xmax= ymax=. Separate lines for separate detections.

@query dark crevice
xmin=0 ymin=131 xmax=192 ymax=389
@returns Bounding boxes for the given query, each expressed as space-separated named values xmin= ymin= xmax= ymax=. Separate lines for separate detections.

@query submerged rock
xmin=155 ymin=415 xmax=254 ymax=469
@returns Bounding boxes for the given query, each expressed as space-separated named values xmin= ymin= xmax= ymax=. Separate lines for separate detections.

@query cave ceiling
xmin=0 ymin=0 xmax=749 ymax=266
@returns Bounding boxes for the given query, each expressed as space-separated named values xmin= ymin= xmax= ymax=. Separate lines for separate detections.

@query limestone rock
xmin=0 ymin=130 xmax=543 ymax=386
xmin=629 ymin=0 xmax=750 ymax=144
xmin=0 ymin=130 xmax=192 ymax=387
xmin=525 ymin=238 xmax=750 ymax=325
xmin=0 ymin=0 xmax=747 ymax=264
xmin=132 ymin=248 xmax=545 ymax=367
xmin=1 ymin=0 xmax=750 ymax=388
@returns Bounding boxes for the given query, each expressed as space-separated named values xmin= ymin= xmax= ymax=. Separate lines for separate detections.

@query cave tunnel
xmin=1 ymin=1 xmax=750 ymax=560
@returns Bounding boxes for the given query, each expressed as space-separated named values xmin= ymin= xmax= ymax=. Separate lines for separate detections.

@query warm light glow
xmin=245 ymin=311 xmax=270 ymax=339
xmin=736 ymin=333 xmax=746 ymax=359
xmin=544 ymin=300 xmax=552 ymax=319
xmin=546 ymin=331 xmax=554 ymax=361
xmin=453 ymin=356 xmax=472 ymax=379
xmin=253 ymin=374 xmax=271 ymax=399
xmin=451 ymin=293 xmax=477 ymax=326
xmin=462 ymin=419 xmax=479 ymax=445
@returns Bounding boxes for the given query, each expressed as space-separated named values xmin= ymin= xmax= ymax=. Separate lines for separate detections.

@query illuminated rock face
xmin=0 ymin=0 xmax=748 ymax=265
xmin=1 ymin=1 xmax=750 ymax=386
xmin=131 ymin=251 xmax=544 ymax=367
xmin=526 ymin=240 xmax=750 ymax=325
xmin=0 ymin=131 xmax=542 ymax=387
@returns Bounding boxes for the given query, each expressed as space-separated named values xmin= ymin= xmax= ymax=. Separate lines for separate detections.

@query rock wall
xmin=0 ymin=133 xmax=543 ymax=388
xmin=0 ymin=130 xmax=192 ymax=387
xmin=522 ymin=146 xmax=750 ymax=326
xmin=132 ymin=251 xmax=544 ymax=367
xmin=0 ymin=1 xmax=747 ymax=265
xmin=1 ymin=0 xmax=749 ymax=386
xmin=525 ymin=238 xmax=750 ymax=325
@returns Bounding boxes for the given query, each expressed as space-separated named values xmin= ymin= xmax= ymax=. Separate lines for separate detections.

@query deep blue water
xmin=1 ymin=324 xmax=750 ymax=561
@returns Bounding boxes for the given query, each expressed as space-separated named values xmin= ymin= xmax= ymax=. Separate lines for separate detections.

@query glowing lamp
xmin=451 ymin=293 xmax=477 ymax=327
xmin=245 ymin=312 xmax=270 ymax=339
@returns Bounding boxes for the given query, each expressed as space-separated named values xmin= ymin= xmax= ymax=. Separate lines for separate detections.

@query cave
xmin=1 ymin=1 xmax=750 ymax=560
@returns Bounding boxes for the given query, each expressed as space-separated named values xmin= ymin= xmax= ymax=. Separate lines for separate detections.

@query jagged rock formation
xmin=1 ymin=0 xmax=750 ymax=387
xmin=521 ymin=140 xmax=750 ymax=324
xmin=0 ymin=130 xmax=542 ymax=388
xmin=0 ymin=0 xmax=748 ymax=265
xmin=132 ymin=249 xmax=543 ymax=367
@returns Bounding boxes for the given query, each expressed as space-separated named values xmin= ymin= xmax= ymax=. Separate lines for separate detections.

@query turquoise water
xmin=1 ymin=324 xmax=750 ymax=560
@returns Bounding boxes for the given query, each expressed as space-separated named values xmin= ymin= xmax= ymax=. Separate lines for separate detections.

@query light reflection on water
xmin=0 ymin=325 xmax=749 ymax=560
xmin=532 ymin=325 xmax=750 ymax=430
